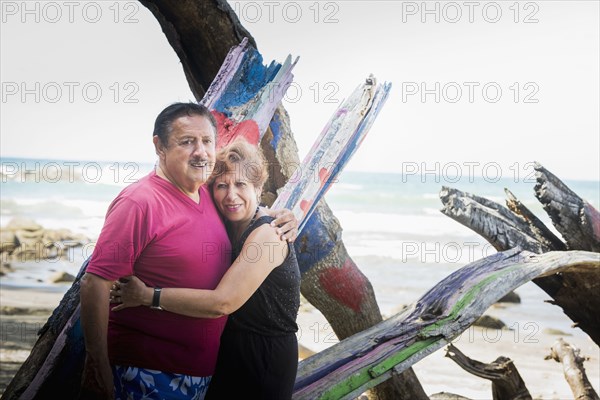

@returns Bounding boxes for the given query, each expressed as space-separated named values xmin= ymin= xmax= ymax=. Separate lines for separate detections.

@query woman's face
xmin=212 ymin=171 xmax=260 ymax=225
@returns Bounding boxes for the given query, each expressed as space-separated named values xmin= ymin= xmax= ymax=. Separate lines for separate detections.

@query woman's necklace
xmin=248 ymin=205 xmax=260 ymax=227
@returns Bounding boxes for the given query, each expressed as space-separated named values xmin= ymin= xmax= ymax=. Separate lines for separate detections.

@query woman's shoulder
xmin=244 ymin=216 xmax=287 ymax=248
xmin=241 ymin=217 xmax=289 ymax=266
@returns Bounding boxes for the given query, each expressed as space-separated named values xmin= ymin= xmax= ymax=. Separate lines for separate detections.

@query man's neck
xmin=155 ymin=165 xmax=201 ymax=203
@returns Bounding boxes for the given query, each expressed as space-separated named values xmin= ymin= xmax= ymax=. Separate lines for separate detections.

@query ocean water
xmin=1 ymin=157 xmax=599 ymax=333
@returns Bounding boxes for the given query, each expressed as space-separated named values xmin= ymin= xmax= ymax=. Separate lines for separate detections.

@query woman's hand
xmin=264 ymin=207 xmax=299 ymax=242
xmin=110 ymin=276 xmax=153 ymax=311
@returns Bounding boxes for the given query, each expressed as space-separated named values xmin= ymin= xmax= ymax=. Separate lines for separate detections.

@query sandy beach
xmin=1 ymin=282 xmax=598 ymax=399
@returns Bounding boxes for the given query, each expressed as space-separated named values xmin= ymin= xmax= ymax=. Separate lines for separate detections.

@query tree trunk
xmin=139 ymin=0 xmax=426 ymax=398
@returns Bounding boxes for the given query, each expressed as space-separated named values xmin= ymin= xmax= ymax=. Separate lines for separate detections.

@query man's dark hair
xmin=153 ymin=102 xmax=218 ymax=146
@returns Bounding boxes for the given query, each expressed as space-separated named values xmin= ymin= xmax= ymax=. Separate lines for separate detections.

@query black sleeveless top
xmin=226 ymin=216 xmax=300 ymax=336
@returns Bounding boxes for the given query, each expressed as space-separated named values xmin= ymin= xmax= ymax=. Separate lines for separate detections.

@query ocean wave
xmin=334 ymin=210 xmax=477 ymax=237
xmin=345 ymin=237 xmax=493 ymax=264
xmin=0 ymin=197 xmax=110 ymax=240
xmin=1 ymin=197 xmax=110 ymax=219
xmin=333 ymin=183 xmax=363 ymax=191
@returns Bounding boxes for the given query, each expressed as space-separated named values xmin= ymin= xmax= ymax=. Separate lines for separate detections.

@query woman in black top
xmin=207 ymin=214 xmax=300 ymax=399
xmin=112 ymin=139 xmax=301 ymax=399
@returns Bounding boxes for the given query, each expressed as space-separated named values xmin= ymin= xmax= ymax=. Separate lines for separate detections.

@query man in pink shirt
xmin=79 ymin=103 xmax=296 ymax=400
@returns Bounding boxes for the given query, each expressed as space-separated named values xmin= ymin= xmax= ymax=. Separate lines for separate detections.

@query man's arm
xmin=79 ymin=272 xmax=115 ymax=400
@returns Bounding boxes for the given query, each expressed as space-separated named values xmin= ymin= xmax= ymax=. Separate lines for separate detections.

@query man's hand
xmin=79 ymin=272 xmax=114 ymax=399
xmin=264 ymin=207 xmax=299 ymax=242
xmin=80 ymin=355 xmax=114 ymax=400
xmin=111 ymin=276 xmax=153 ymax=311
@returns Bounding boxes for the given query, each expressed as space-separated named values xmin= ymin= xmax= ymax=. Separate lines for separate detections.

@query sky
xmin=1 ymin=0 xmax=599 ymax=182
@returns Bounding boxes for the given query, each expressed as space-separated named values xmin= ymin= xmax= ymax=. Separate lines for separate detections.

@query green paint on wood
xmin=316 ymin=338 xmax=438 ymax=399
xmin=420 ymin=264 xmax=520 ymax=337
xmin=367 ymin=337 xmax=438 ymax=377
xmin=310 ymin=264 xmax=523 ymax=400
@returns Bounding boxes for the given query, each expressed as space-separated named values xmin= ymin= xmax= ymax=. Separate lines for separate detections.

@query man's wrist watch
xmin=150 ymin=287 xmax=163 ymax=310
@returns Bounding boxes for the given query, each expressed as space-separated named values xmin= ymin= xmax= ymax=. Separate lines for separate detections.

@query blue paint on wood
xmin=298 ymin=82 xmax=392 ymax=233
xmin=293 ymin=352 xmax=356 ymax=392
xmin=295 ymin=207 xmax=336 ymax=274
xmin=213 ymin=48 xmax=282 ymax=114
xmin=269 ymin=109 xmax=283 ymax=150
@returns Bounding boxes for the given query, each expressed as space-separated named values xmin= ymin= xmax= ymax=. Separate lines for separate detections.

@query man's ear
xmin=153 ymin=136 xmax=165 ymax=158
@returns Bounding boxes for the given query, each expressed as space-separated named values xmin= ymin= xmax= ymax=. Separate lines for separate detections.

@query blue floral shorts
xmin=112 ymin=365 xmax=211 ymax=400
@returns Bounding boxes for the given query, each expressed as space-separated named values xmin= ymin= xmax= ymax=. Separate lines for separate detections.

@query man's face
xmin=156 ymin=114 xmax=216 ymax=194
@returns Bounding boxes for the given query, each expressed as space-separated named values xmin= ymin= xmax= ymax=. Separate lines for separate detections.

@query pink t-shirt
xmin=87 ymin=171 xmax=231 ymax=377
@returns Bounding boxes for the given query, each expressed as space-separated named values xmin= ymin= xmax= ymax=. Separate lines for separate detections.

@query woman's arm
xmin=112 ymin=225 xmax=289 ymax=318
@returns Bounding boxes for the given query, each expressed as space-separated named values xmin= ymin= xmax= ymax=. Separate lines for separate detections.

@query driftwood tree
xmin=135 ymin=0 xmax=426 ymax=398
xmin=4 ymin=2 xmax=597 ymax=398
xmin=2 ymin=1 xmax=422 ymax=399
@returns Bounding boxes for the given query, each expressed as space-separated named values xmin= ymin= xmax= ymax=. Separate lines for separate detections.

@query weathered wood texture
xmin=545 ymin=338 xmax=600 ymax=400
xmin=440 ymin=163 xmax=600 ymax=345
xmin=445 ymin=344 xmax=532 ymax=400
xmin=534 ymin=163 xmax=600 ymax=252
xmin=272 ymin=76 xmax=391 ymax=229
xmin=505 ymin=188 xmax=567 ymax=251
xmin=293 ymin=249 xmax=599 ymax=399
xmin=202 ymin=37 xmax=298 ymax=148
xmin=137 ymin=1 xmax=427 ymax=398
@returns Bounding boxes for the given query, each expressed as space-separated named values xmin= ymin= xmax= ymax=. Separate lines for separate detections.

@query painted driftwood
xmin=137 ymin=1 xmax=428 ymax=398
xmin=439 ymin=163 xmax=600 ymax=345
xmin=272 ymin=75 xmax=391 ymax=230
xmin=201 ymin=37 xmax=298 ymax=147
xmin=3 ymin=41 xmax=297 ymax=400
xmin=292 ymin=249 xmax=600 ymax=399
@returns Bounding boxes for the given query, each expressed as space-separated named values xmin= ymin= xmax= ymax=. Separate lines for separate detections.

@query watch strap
xmin=151 ymin=287 xmax=162 ymax=310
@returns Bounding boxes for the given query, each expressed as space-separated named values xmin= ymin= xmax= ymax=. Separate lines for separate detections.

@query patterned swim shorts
xmin=112 ymin=365 xmax=211 ymax=400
